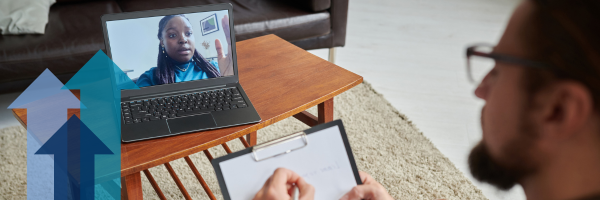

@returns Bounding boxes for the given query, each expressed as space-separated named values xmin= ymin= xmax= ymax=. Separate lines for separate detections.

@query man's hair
xmin=521 ymin=0 xmax=600 ymax=111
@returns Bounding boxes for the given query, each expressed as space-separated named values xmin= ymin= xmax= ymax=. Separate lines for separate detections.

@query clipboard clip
xmin=252 ymin=131 xmax=309 ymax=162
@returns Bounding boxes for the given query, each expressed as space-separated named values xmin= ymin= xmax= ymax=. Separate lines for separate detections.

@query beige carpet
xmin=0 ymin=82 xmax=487 ymax=200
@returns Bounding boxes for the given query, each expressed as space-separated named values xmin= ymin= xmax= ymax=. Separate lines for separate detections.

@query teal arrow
xmin=64 ymin=50 xmax=139 ymax=199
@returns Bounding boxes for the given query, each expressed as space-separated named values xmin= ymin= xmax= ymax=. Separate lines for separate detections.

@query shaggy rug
xmin=0 ymin=82 xmax=487 ymax=200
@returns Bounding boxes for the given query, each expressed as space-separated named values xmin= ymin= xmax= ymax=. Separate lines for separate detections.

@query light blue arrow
xmin=64 ymin=50 xmax=139 ymax=199
xmin=8 ymin=69 xmax=81 ymax=200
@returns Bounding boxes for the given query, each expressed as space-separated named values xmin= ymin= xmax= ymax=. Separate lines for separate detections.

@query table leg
xmin=122 ymin=172 xmax=143 ymax=200
xmin=246 ymin=131 xmax=257 ymax=146
xmin=318 ymin=98 xmax=334 ymax=124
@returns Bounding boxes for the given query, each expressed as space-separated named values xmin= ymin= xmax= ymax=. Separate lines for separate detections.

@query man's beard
xmin=468 ymin=142 xmax=522 ymax=190
xmin=468 ymin=109 xmax=539 ymax=190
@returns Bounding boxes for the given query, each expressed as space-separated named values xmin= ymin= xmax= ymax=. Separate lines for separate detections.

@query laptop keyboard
xmin=121 ymin=87 xmax=247 ymax=124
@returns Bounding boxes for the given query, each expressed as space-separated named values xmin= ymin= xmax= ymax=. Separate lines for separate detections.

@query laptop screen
xmin=105 ymin=10 xmax=233 ymax=88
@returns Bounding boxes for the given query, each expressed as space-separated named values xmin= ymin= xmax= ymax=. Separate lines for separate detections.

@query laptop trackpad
xmin=166 ymin=113 xmax=217 ymax=134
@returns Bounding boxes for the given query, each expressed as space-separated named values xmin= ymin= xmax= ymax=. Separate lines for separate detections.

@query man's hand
xmin=339 ymin=171 xmax=394 ymax=200
xmin=253 ymin=168 xmax=315 ymax=200
xmin=215 ymin=14 xmax=234 ymax=76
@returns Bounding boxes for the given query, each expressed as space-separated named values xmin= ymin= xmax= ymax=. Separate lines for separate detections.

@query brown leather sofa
xmin=0 ymin=0 xmax=348 ymax=93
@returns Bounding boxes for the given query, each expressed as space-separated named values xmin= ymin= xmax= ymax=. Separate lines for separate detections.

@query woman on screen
xmin=136 ymin=14 xmax=234 ymax=87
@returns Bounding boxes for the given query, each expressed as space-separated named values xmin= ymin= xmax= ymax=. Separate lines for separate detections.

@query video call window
xmin=106 ymin=10 xmax=234 ymax=88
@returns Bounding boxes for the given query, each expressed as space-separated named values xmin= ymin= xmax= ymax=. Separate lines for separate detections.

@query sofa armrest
xmin=330 ymin=0 xmax=349 ymax=47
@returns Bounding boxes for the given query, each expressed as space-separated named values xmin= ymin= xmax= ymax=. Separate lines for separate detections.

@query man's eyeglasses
xmin=466 ymin=44 xmax=552 ymax=84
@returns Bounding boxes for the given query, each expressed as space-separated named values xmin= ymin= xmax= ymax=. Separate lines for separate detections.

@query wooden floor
xmin=0 ymin=0 xmax=526 ymax=199
xmin=308 ymin=0 xmax=525 ymax=199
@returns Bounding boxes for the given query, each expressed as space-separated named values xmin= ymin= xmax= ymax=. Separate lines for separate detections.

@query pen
xmin=293 ymin=185 xmax=299 ymax=200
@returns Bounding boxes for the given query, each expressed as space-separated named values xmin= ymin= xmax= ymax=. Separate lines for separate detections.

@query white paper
xmin=219 ymin=126 xmax=357 ymax=200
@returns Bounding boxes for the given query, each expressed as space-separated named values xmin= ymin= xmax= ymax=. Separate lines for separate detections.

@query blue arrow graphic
xmin=8 ymin=69 xmax=80 ymax=200
xmin=64 ymin=50 xmax=139 ymax=199
xmin=36 ymin=115 xmax=112 ymax=200
xmin=79 ymin=118 xmax=113 ymax=200
xmin=34 ymin=117 xmax=68 ymax=199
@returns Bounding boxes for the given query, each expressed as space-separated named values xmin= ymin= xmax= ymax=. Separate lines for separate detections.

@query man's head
xmin=468 ymin=0 xmax=600 ymax=190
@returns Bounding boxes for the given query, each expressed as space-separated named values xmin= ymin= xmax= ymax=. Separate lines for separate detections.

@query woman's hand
xmin=339 ymin=171 xmax=394 ymax=200
xmin=215 ymin=14 xmax=234 ymax=76
xmin=253 ymin=168 xmax=315 ymax=200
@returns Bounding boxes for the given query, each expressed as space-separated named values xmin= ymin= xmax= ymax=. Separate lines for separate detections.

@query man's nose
xmin=474 ymin=70 xmax=492 ymax=100
xmin=474 ymin=79 xmax=488 ymax=100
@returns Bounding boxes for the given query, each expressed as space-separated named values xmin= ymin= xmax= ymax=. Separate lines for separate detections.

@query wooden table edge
xmin=120 ymin=76 xmax=363 ymax=176
xmin=12 ymin=109 xmax=27 ymax=129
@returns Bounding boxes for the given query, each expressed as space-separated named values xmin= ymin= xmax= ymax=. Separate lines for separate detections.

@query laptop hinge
xmin=127 ymin=84 xmax=228 ymax=100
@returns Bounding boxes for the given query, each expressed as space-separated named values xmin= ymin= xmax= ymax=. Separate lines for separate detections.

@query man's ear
xmin=538 ymin=81 xmax=593 ymax=141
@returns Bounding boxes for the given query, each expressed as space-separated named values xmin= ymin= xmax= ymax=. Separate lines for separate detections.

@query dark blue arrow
xmin=36 ymin=115 xmax=112 ymax=200
xmin=34 ymin=118 xmax=67 ymax=200
xmin=63 ymin=50 xmax=139 ymax=198
xmin=80 ymin=116 xmax=113 ymax=200
xmin=8 ymin=69 xmax=80 ymax=199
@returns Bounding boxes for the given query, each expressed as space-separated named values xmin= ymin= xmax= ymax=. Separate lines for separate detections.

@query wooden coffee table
xmin=13 ymin=34 xmax=362 ymax=199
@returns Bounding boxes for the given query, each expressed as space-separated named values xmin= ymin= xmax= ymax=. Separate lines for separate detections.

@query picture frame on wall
xmin=200 ymin=13 xmax=219 ymax=36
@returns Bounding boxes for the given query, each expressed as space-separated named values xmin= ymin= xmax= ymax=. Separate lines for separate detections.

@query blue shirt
xmin=136 ymin=59 xmax=219 ymax=87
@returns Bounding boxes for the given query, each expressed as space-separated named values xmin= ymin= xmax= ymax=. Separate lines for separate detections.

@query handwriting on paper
xmin=301 ymin=162 xmax=341 ymax=178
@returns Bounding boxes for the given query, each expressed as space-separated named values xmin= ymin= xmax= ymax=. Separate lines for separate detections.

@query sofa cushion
xmin=292 ymin=0 xmax=331 ymax=12
xmin=0 ymin=0 xmax=121 ymax=83
xmin=56 ymin=0 xmax=100 ymax=3
xmin=116 ymin=0 xmax=331 ymax=42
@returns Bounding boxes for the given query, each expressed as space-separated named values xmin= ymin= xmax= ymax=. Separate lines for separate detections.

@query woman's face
xmin=161 ymin=16 xmax=196 ymax=63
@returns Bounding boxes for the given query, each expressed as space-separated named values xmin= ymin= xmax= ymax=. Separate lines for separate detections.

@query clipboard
xmin=212 ymin=120 xmax=362 ymax=200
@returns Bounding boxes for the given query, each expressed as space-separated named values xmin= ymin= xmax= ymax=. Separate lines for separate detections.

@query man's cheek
xmin=482 ymin=107 xmax=508 ymax=159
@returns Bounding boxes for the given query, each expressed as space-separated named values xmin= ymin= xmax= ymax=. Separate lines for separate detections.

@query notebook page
xmin=219 ymin=126 xmax=357 ymax=200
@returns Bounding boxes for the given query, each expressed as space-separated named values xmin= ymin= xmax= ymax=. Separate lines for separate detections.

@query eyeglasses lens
xmin=468 ymin=46 xmax=495 ymax=84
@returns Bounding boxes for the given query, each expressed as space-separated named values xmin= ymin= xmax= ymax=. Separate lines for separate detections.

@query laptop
xmin=101 ymin=3 xmax=261 ymax=142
